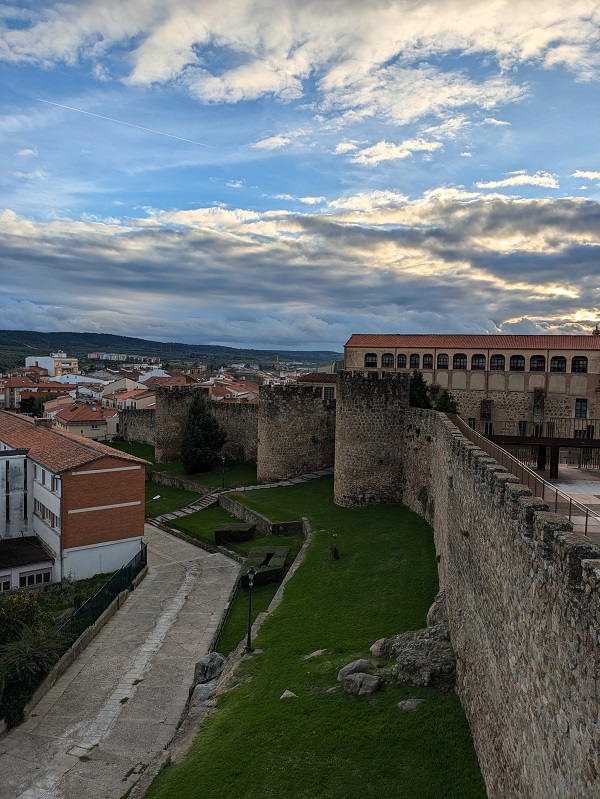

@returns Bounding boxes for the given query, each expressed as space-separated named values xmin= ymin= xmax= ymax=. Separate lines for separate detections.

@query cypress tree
xmin=180 ymin=392 xmax=227 ymax=474
xmin=409 ymin=370 xmax=432 ymax=409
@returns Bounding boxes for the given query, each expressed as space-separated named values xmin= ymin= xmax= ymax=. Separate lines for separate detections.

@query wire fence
xmin=58 ymin=542 xmax=147 ymax=642
xmin=448 ymin=415 xmax=600 ymax=538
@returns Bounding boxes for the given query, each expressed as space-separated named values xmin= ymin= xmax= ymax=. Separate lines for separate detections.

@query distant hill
xmin=0 ymin=330 xmax=342 ymax=370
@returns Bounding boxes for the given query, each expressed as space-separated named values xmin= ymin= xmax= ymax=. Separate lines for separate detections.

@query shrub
xmin=0 ymin=592 xmax=45 ymax=645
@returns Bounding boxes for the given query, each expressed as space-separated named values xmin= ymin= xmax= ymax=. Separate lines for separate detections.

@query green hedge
xmin=214 ymin=523 xmax=256 ymax=546
xmin=240 ymin=546 xmax=290 ymax=590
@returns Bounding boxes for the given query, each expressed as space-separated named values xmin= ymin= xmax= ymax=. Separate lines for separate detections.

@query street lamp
xmin=246 ymin=566 xmax=257 ymax=653
xmin=221 ymin=454 xmax=226 ymax=489
xmin=145 ymin=494 xmax=161 ymax=517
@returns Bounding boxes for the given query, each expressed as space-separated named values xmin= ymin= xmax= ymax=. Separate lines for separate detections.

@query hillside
xmin=0 ymin=330 xmax=342 ymax=370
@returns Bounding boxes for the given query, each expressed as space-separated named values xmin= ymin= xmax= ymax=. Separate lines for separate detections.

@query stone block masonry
xmin=334 ymin=371 xmax=409 ymax=507
xmin=401 ymin=407 xmax=600 ymax=799
xmin=213 ymin=402 xmax=258 ymax=462
xmin=257 ymin=385 xmax=336 ymax=483
xmin=120 ymin=408 xmax=155 ymax=446
xmin=154 ymin=386 xmax=209 ymax=463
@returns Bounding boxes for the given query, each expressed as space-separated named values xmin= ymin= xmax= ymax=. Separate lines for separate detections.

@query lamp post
xmin=246 ymin=566 xmax=256 ymax=653
xmin=221 ymin=454 xmax=226 ymax=490
xmin=145 ymin=494 xmax=161 ymax=517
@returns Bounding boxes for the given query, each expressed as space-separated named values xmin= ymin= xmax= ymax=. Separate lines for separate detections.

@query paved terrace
xmin=0 ymin=525 xmax=239 ymax=799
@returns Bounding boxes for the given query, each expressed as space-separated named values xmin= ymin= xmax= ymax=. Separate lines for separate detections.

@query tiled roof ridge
xmin=346 ymin=333 xmax=600 ymax=350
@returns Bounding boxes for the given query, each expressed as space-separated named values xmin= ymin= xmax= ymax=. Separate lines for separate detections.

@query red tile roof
xmin=55 ymin=403 xmax=106 ymax=424
xmin=345 ymin=334 xmax=600 ymax=350
xmin=0 ymin=411 xmax=147 ymax=473
xmin=297 ymin=373 xmax=337 ymax=383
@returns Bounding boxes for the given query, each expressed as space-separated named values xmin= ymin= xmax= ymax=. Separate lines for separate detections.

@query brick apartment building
xmin=0 ymin=411 xmax=147 ymax=590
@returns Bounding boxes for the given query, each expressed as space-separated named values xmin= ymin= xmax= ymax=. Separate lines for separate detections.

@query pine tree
xmin=409 ymin=370 xmax=432 ymax=408
xmin=434 ymin=389 xmax=459 ymax=414
xmin=180 ymin=392 xmax=227 ymax=474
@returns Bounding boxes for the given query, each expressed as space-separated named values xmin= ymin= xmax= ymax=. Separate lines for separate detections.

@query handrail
xmin=447 ymin=415 xmax=600 ymax=537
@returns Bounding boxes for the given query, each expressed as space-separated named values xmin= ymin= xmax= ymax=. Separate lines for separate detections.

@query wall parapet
xmin=402 ymin=406 xmax=600 ymax=798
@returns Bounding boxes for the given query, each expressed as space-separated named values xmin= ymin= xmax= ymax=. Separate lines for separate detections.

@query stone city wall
xmin=257 ymin=385 xmax=336 ymax=483
xmin=154 ymin=386 xmax=209 ymax=463
xmin=120 ymin=408 xmax=155 ymax=446
xmin=334 ymin=371 xmax=409 ymax=507
xmin=212 ymin=403 xmax=258 ymax=462
xmin=401 ymin=407 xmax=600 ymax=799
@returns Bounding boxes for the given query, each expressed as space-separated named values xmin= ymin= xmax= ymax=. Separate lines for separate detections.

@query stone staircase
xmin=153 ymin=467 xmax=334 ymax=524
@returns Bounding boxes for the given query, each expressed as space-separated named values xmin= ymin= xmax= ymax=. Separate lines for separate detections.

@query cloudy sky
xmin=1 ymin=0 xmax=600 ymax=351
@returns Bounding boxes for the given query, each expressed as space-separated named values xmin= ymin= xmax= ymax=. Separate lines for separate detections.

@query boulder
xmin=337 ymin=659 xmax=374 ymax=682
xmin=426 ymin=591 xmax=448 ymax=628
xmin=193 ymin=653 xmax=226 ymax=687
xmin=398 ymin=698 xmax=424 ymax=711
xmin=391 ymin=626 xmax=455 ymax=692
xmin=280 ymin=690 xmax=298 ymax=699
xmin=343 ymin=673 xmax=381 ymax=695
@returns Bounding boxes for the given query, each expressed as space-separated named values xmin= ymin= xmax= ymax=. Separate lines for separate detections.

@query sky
xmin=1 ymin=1 xmax=600 ymax=351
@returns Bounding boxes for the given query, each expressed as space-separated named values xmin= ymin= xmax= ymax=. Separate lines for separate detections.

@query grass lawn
xmin=107 ymin=441 xmax=257 ymax=488
xmin=146 ymin=476 xmax=486 ymax=799
xmin=215 ymin=582 xmax=279 ymax=656
xmin=144 ymin=483 xmax=201 ymax=518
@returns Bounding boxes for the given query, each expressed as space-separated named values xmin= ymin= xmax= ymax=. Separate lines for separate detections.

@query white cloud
xmin=349 ymin=139 xmax=442 ymax=166
xmin=12 ymin=169 xmax=46 ymax=180
xmin=572 ymin=170 xmax=600 ymax=180
xmin=298 ymin=196 xmax=325 ymax=205
xmin=17 ymin=148 xmax=38 ymax=157
xmin=483 ymin=117 xmax=511 ymax=126
xmin=226 ymin=179 xmax=245 ymax=188
xmin=334 ymin=141 xmax=358 ymax=154
xmin=460 ymin=152 xmax=473 ymax=157
xmin=475 ymin=170 xmax=559 ymax=189
xmin=252 ymin=134 xmax=292 ymax=150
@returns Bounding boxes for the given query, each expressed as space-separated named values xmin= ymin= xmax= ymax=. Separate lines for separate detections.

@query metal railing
xmin=58 ymin=542 xmax=147 ymax=641
xmin=465 ymin=418 xmax=600 ymax=439
xmin=448 ymin=415 xmax=600 ymax=538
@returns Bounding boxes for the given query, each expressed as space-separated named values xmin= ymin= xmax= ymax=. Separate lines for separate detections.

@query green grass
xmin=147 ymin=476 xmax=486 ymax=799
xmin=167 ymin=508 xmax=304 ymax=559
xmin=144 ymin=483 xmax=201 ymax=517
xmin=215 ymin=582 xmax=279 ymax=656
xmin=107 ymin=441 xmax=257 ymax=488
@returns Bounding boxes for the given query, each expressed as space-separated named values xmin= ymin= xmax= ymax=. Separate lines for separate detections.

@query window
xmin=437 ymin=354 xmax=448 ymax=369
xmin=575 ymin=398 xmax=588 ymax=418
xmin=453 ymin=353 xmax=467 ymax=370
xmin=468 ymin=418 xmax=476 ymax=429
xmin=397 ymin=354 xmax=407 ymax=369
xmin=91 ymin=424 xmax=100 ymax=430
xmin=471 ymin=354 xmax=486 ymax=370
xmin=510 ymin=355 xmax=525 ymax=371
xmin=19 ymin=568 xmax=51 ymax=588
xmin=530 ymin=356 xmax=546 ymax=372
xmin=0 ymin=575 xmax=11 ymax=593
xmin=518 ymin=420 xmax=527 ymax=436
xmin=572 ymin=356 xmax=588 ymax=373
xmin=381 ymin=353 xmax=394 ymax=369
xmin=490 ymin=354 xmax=505 ymax=371
xmin=323 ymin=387 xmax=335 ymax=400
xmin=364 ymin=353 xmax=377 ymax=368
xmin=550 ymin=356 xmax=566 ymax=373
xmin=422 ymin=354 xmax=433 ymax=369
xmin=409 ymin=354 xmax=420 ymax=369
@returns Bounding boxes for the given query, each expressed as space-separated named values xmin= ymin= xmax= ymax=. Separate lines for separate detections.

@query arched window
xmin=550 ymin=356 xmax=566 ymax=372
xmin=381 ymin=353 xmax=394 ymax=368
xmin=409 ymin=353 xmax=420 ymax=369
xmin=530 ymin=355 xmax=546 ymax=372
xmin=422 ymin=354 xmax=433 ymax=369
xmin=364 ymin=353 xmax=377 ymax=368
xmin=397 ymin=354 xmax=407 ymax=369
xmin=471 ymin=354 xmax=486 ymax=370
xmin=453 ymin=353 xmax=467 ymax=370
xmin=572 ymin=356 xmax=588 ymax=373
xmin=437 ymin=353 xmax=449 ymax=369
xmin=490 ymin=354 xmax=505 ymax=371
xmin=510 ymin=355 xmax=525 ymax=372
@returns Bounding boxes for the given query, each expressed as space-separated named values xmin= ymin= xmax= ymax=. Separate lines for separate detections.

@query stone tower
xmin=334 ymin=371 xmax=409 ymax=507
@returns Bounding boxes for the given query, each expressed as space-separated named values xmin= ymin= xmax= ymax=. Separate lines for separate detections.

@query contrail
xmin=38 ymin=99 xmax=221 ymax=149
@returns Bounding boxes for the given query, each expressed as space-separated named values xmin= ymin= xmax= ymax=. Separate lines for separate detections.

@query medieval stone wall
xmin=333 ymin=371 xmax=409 ymax=507
xmin=256 ymin=385 xmax=336 ymax=483
xmin=401 ymin=407 xmax=600 ymax=799
xmin=119 ymin=408 xmax=155 ymax=446
xmin=212 ymin=403 xmax=258 ymax=462
xmin=154 ymin=386 xmax=209 ymax=463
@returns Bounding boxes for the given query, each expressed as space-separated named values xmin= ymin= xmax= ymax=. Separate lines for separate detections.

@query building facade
xmin=25 ymin=352 xmax=79 ymax=377
xmin=344 ymin=333 xmax=600 ymax=431
xmin=0 ymin=412 xmax=146 ymax=589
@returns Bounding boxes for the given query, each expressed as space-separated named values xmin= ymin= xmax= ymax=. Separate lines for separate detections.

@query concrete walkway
xmin=0 ymin=524 xmax=240 ymax=799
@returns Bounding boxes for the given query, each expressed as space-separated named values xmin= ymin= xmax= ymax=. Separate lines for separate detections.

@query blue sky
xmin=1 ymin=1 xmax=600 ymax=351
